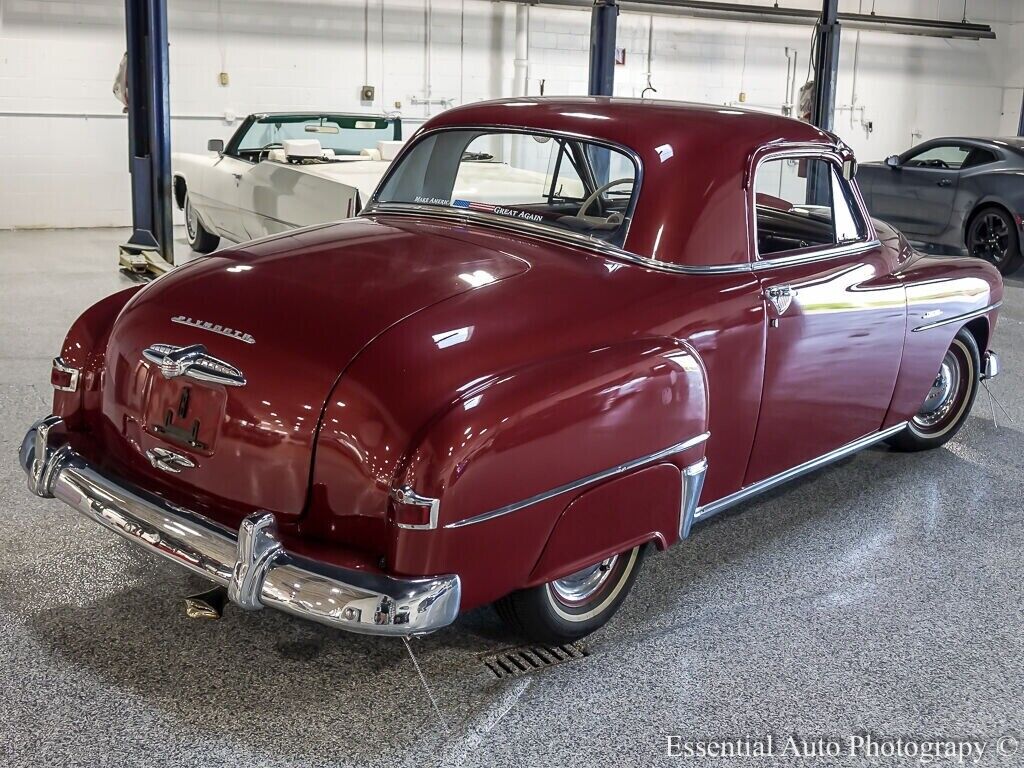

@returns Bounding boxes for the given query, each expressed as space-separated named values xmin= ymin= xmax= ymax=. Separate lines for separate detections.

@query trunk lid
xmin=98 ymin=218 xmax=529 ymax=519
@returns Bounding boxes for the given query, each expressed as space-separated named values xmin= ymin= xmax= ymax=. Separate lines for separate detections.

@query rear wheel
xmin=185 ymin=191 xmax=220 ymax=254
xmin=495 ymin=545 xmax=645 ymax=644
xmin=887 ymin=328 xmax=980 ymax=452
xmin=967 ymin=206 xmax=1022 ymax=275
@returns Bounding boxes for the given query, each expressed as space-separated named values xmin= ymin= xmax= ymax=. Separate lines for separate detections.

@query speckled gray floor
xmin=1 ymin=228 xmax=1022 ymax=768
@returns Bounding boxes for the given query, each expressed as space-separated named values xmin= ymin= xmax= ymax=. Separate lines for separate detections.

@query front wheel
xmin=887 ymin=328 xmax=980 ymax=452
xmin=495 ymin=545 xmax=646 ymax=644
xmin=184 ymin=191 xmax=220 ymax=254
xmin=967 ymin=206 xmax=1023 ymax=275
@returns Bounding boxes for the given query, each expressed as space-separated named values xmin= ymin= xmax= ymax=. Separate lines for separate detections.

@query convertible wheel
xmin=494 ymin=545 xmax=645 ymax=643
xmin=967 ymin=206 xmax=1022 ymax=275
xmin=887 ymin=329 xmax=980 ymax=452
xmin=184 ymin=192 xmax=220 ymax=254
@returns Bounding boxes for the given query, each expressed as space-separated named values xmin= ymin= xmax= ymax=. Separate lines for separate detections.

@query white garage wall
xmin=0 ymin=0 xmax=1019 ymax=229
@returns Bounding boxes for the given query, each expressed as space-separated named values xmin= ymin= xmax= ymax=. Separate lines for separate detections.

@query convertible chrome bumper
xmin=19 ymin=417 xmax=461 ymax=636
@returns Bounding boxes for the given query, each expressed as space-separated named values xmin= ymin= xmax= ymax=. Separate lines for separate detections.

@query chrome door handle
xmin=765 ymin=284 xmax=796 ymax=315
xmin=937 ymin=178 xmax=952 ymax=187
xmin=232 ymin=173 xmax=243 ymax=181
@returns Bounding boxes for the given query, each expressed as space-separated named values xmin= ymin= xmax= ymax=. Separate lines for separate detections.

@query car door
xmin=744 ymin=152 xmax=907 ymax=485
xmin=201 ymin=153 xmax=250 ymax=241
xmin=870 ymin=142 xmax=966 ymax=237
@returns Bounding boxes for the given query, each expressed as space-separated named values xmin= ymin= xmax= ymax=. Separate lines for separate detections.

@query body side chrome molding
xmin=445 ymin=431 xmax=710 ymax=529
xmin=691 ymin=422 xmax=908 ymax=525
xmin=910 ymin=301 xmax=1002 ymax=333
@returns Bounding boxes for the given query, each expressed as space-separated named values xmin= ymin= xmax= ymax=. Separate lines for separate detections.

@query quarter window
xmin=755 ymin=156 xmax=865 ymax=258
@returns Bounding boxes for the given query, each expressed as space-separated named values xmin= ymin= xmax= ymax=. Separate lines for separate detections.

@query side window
xmin=961 ymin=147 xmax=997 ymax=169
xmin=903 ymin=144 xmax=971 ymax=169
xmin=754 ymin=157 xmax=865 ymax=258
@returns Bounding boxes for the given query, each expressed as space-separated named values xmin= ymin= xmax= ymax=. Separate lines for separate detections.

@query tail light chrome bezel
xmin=51 ymin=357 xmax=81 ymax=393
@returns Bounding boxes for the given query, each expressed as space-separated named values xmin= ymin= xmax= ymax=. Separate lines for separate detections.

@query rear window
xmin=374 ymin=129 xmax=638 ymax=246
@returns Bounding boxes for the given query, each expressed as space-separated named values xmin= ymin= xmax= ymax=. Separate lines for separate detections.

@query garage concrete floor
xmin=1 ymin=227 xmax=1022 ymax=768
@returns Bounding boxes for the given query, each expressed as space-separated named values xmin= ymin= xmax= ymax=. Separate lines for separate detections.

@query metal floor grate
xmin=481 ymin=642 xmax=590 ymax=679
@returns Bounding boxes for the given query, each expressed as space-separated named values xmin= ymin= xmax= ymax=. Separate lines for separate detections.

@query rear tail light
xmin=390 ymin=486 xmax=440 ymax=530
xmin=51 ymin=357 xmax=81 ymax=392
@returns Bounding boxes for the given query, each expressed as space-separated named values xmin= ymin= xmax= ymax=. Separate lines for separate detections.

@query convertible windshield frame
xmin=226 ymin=113 xmax=402 ymax=162
xmin=363 ymin=125 xmax=644 ymax=251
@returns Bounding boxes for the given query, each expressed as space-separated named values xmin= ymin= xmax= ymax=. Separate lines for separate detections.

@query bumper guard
xmin=19 ymin=417 xmax=461 ymax=636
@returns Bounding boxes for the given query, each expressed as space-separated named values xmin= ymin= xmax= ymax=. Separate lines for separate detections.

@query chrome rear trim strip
xmin=911 ymin=301 xmax=1002 ymax=333
xmin=692 ymin=422 xmax=907 ymax=525
xmin=445 ymin=431 xmax=711 ymax=529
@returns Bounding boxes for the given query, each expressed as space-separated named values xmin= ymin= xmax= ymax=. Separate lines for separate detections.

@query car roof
xmin=916 ymin=136 xmax=1024 ymax=154
xmin=417 ymin=97 xmax=838 ymax=268
xmin=426 ymin=96 xmax=832 ymax=151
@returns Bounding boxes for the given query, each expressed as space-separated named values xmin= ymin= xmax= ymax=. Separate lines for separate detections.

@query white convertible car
xmin=172 ymin=112 xmax=405 ymax=252
xmin=174 ymin=111 xmax=614 ymax=253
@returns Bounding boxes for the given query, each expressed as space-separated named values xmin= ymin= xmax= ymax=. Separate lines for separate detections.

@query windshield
xmin=373 ymin=129 xmax=639 ymax=245
xmin=236 ymin=115 xmax=400 ymax=156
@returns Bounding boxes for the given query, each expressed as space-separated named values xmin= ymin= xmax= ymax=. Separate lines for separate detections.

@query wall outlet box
xmin=361 ymin=85 xmax=375 ymax=102
xmin=219 ymin=71 xmax=229 ymax=86
xmin=394 ymin=100 xmax=402 ymax=109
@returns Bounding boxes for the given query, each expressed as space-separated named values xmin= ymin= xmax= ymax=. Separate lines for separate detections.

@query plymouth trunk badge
xmin=171 ymin=315 xmax=255 ymax=344
xmin=142 ymin=343 xmax=247 ymax=387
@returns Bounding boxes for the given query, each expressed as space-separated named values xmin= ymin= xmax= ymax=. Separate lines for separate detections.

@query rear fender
xmin=53 ymin=286 xmax=142 ymax=429
xmin=389 ymin=337 xmax=709 ymax=607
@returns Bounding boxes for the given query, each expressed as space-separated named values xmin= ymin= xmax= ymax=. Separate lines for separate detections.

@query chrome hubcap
xmin=914 ymin=351 xmax=960 ymax=427
xmin=550 ymin=555 xmax=618 ymax=604
xmin=185 ymin=198 xmax=198 ymax=240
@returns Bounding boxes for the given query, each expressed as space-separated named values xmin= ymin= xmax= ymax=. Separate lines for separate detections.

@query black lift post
xmin=810 ymin=0 xmax=841 ymax=131
xmin=588 ymin=0 xmax=619 ymax=97
xmin=119 ymin=0 xmax=174 ymax=277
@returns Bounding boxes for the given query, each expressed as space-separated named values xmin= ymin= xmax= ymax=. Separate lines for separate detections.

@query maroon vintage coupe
xmin=22 ymin=98 xmax=1002 ymax=642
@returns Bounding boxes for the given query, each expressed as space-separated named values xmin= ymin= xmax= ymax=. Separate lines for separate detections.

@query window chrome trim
xmin=751 ymin=146 xmax=876 ymax=267
xmin=444 ymin=431 xmax=710 ymax=529
xmin=364 ymin=205 xmax=755 ymax=276
xmin=691 ymin=422 xmax=907 ymax=526
xmin=910 ymin=301 xmax=1002 ymax=333
xmin=363 ymin=123 xmax=644 ymax=251
xmin=753 ymin=238 xmax=883 ymax=271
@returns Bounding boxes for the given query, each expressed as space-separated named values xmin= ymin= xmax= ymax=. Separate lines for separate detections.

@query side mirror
xmin=885 ymin=154 xmax=900 ymax=169
xmin=207 ymin=139 xmax=225 ymax=153
xmin=842 ymin=158 xmax=858 ymax=180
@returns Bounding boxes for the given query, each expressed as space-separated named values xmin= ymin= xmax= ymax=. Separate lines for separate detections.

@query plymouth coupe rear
xmin=22 ymin=98 xmax=1002 ymax=642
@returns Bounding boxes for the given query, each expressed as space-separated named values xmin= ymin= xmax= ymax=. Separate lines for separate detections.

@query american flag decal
xmin=453 ymin=199 xmax=495 ymax=213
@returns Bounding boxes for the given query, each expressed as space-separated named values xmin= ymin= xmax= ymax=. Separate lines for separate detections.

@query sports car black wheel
xmin=185 ymin=191 xmax=220 ymax=254
xmin=495 ymin=545 xmax=646 ymax=643
xmin=887 ymin=328 xmax=980 ymax=452
xmin=967 ymin=206 xmax=1022 ymax=275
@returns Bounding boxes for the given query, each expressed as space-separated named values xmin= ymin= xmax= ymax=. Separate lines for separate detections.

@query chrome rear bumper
xmin=19 ymin=416 xmax=461 ymax=637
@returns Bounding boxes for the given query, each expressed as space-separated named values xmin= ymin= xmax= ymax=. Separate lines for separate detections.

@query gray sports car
xmin=858 ymin=137 xmax=1024 ymax=275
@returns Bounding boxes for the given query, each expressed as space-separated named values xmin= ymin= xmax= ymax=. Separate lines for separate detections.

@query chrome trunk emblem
xmin=171 ymin=315 xmax=255 ymax=344
xmin=146 ymin=446 xmax=196 ymax=474
xmin=143 ymin=343 xmax=246 ymax=387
